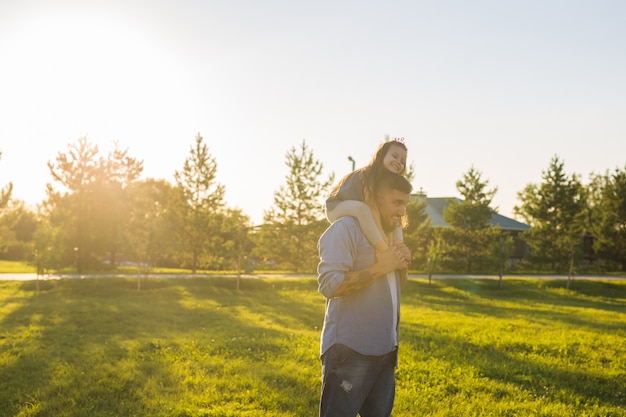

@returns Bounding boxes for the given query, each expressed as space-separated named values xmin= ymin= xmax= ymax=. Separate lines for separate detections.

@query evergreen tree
xmin=441 ymin=166 xmax=499 ymax=273
xmin=515 ymin=155 xmax=587 ymax=272
xmin=255 ymin=140 xmax=334 ymax=272
xmin=403 ymin=195 xmax=431 ymax=270
xmin=588 ymin=166 xmax=626 ymax=271
xmin=426 ymin=228 xmax=445 ymax=284
xmin=174 ymin=133 xmax=225 ymax=273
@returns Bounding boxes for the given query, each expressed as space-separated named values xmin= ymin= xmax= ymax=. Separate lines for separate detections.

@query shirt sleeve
xmin=317 ymin=218 xmax=357 ymax=298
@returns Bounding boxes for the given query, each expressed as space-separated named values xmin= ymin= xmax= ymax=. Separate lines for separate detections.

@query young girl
xmin=325 ymin=138 xmax=408 ymax=253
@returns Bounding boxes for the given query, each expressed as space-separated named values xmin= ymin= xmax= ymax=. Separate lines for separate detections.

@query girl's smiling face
xmin=382 ymin=143 xmax=407 ymax=174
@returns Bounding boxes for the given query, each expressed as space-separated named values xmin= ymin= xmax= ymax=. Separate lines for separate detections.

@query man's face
xmin=376 ymin=188 xmax=410 ymax=234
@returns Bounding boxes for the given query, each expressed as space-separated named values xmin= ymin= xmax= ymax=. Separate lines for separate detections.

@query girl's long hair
xmin=362 ymin=140 xmax=407 ymax=193
xmin=328 ymin=139 xmax=408 ymax=200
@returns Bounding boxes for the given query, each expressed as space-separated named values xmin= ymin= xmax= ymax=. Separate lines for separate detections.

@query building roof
xmin=413 ymin=195 xmax=530 ymax=232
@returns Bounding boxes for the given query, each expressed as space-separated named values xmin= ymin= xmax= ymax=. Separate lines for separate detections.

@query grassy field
xmin=0 ymin=276 xmax=624 ymax=417
xmin=0 ymin=259 xmax=291 ymax=276
xmin=0 ymin=260 xmax=36 ymax=273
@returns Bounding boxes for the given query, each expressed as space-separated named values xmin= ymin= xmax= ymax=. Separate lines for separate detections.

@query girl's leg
xmin=393 ymin=225 xmax=403 ymax=244
xmin=393 ymin=225 xmax=408 ymax=285
xmin=326 ymin=200 xmax=389 ymax=250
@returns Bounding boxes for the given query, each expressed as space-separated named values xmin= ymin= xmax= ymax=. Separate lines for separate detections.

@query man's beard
xmin=382 ymin=217 xmax=398 ymax=234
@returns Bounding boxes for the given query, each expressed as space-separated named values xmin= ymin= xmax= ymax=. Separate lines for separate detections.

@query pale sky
xmin=1 ymin=0 xmax=625 ymax=225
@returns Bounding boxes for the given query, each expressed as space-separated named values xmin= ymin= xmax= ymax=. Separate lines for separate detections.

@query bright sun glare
xmin=11 ymin=8 xmax=191 ymax=130
xmin=2 ymin=7 xmax=198 ymax=200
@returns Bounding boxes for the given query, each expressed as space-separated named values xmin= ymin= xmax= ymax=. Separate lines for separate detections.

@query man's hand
xmin=330 ymin=244 xmax=410 ymax=298
xmin=393 ymin=242 xmax=411 ymax=270
xmin=370 ymin=243 xmax=411 ymax=273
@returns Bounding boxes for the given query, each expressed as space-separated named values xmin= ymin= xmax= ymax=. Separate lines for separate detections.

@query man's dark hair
xmin=375 ymin=171 xmax=412 ymax=195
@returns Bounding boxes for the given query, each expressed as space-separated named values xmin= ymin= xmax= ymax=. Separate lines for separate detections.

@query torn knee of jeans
xmin=340 ymin=380 xmax=353 ymax=393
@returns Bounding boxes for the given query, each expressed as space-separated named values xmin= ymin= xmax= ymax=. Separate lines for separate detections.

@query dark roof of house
xmin=412 ymin=195 xmax=530 ymax=232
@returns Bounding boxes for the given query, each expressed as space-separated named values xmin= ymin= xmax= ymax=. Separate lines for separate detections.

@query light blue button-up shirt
xmin=317 ymin=216 xmax=400 ymax=357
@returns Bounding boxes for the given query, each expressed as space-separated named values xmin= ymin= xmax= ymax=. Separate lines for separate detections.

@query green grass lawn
xmin=0 ymin=260 xmax=36 ymax=273
xmin=0 ymin=277 xmax=624 ymax=417
xmin=0 ymin=259 xmax=289 ymax=276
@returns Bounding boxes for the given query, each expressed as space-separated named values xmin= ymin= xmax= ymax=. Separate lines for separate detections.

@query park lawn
xmin=0 ymin=259 xmax=290 ymax=276
xmin=0 ymin=260 xmax=36 ymax=273
xmin=0 ymin=277 xmax=624 ymax=417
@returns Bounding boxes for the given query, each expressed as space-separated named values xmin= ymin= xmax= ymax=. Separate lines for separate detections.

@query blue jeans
xmin=320 ymin=344 xmax=397 ymax=417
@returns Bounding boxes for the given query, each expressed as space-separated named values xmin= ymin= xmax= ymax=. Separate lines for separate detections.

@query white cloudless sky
xmin=1 ymin=0 xmax=625 ymax=225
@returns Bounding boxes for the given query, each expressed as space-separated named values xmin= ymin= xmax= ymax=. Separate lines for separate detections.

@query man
xmin=317 ymin=171 xmax=413 ymax=417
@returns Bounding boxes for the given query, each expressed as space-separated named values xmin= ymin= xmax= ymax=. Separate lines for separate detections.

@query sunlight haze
xmin=1 ymin=0 xmax=625 ymax=225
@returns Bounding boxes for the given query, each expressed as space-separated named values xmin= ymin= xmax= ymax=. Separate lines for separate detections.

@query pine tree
xmin=403 ymin=195 xmax=431 ymax=270
xmin=588 ymin=166 xmax=626 ymax=271
xmin=255 ymin=140 xmax=334 ymax=272
xmin=174 ymin=133 xmax=225 ymax=273
xmin=441 ymin=166 xmax=499 ymax=273
xmin=515 ymin=156 xmax=587 ymax=272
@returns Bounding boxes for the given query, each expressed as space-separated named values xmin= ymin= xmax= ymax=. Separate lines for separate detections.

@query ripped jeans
xmin=320 ymin=344 xmax=397 ymax=417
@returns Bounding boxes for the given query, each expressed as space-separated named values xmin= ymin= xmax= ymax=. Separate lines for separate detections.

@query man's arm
xmin=330 ymin=245 xmax=406 ymax=298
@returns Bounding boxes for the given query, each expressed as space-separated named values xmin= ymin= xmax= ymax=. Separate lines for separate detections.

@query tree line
xmin=1 ymin=135 xmax=625 ymax=275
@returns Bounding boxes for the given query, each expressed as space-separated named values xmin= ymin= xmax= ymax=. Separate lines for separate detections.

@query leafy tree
xmin=91 ymin=142 xmax=144 ymax=266
xmin=515 ymin=156 xmax=587 ymax=273
xmin=493 ymin=233 xmax=514 ymax=288
xmin=0 ymin=201 xmax=37 ymax=261
xmin=255 ymin=140 xmax=334 ymax=272
xmin=441 ymin=166 xmax=500 ymax=273
xmin=426 ymin=228 xmax=445 ymax=284
xmin=44 ymin=136 xmax=143 ymax=271
xmin=174 ymin=133 xmax=225 ymax=273
xmin=0 ymin=149 xmax=14 ymax=254
xmin=45 ymin=137 xmax=100 ymax=271
xmin=0 ymin=150 xmax=12 ymax=209
xmin=124 ymin=178 xmax=178 ymax=275
xmin=215 ymin=208 xmax=254 ymax=288
xmin=403 ymin=194 xmax=431 ymax=270
xmin=588 ymin=166 xmax=626 ymax=271
xmin=33 ymin=217 xmax=63 ymax=274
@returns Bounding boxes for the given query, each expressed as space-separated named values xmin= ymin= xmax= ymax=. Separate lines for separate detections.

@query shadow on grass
xmin=399 ymin=279 xmax=626 ymax=412
xmin=400 ymin=319 xmax=626 ymax=409
xmin=3 ymin=276 xmax=624 ymax=416
xmin=403 ymin=279 xmax=626 ymax=333
xmin=0 ymin=277 xmax=324 ymax=417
